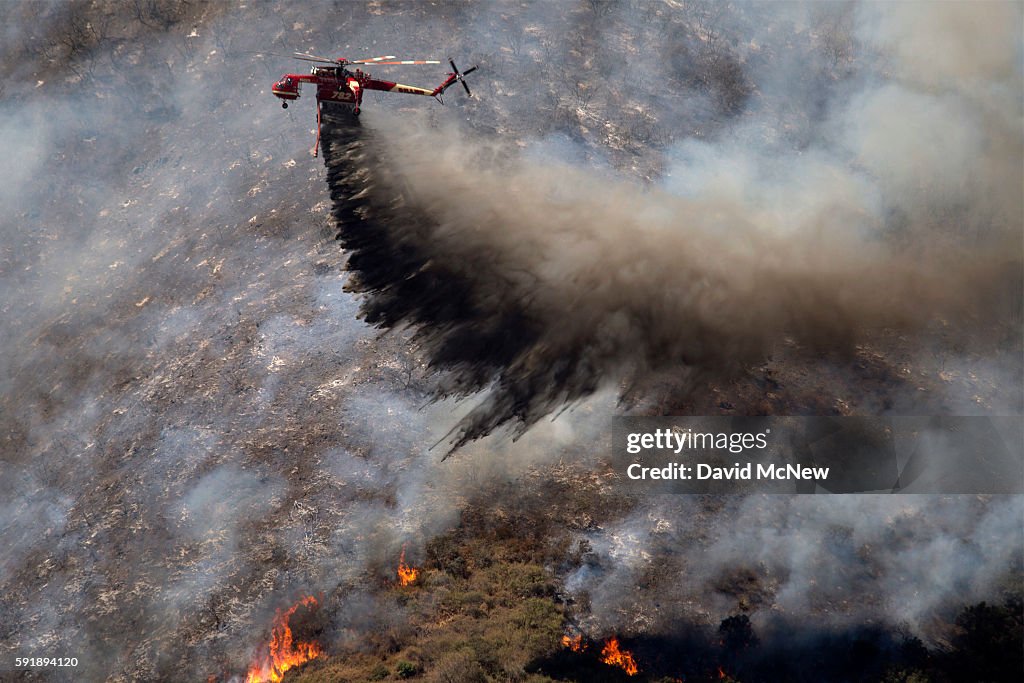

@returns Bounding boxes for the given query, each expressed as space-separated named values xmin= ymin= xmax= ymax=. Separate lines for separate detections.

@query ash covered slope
xmin=0 ymin=3 xmax=482 ymax=680
xmin=0 ymin=1 xmax=1020 ymax=682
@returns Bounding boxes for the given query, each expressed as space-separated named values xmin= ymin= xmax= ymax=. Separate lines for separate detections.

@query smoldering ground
xmin=0 ymin=1 xmax=1021 ymax=681
xmin=320 ymin=0 xmax=1023 ymax=670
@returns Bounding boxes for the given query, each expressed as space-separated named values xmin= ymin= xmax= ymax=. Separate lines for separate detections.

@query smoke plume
xmin=327 ymin=1 xmax=1021 ymax=451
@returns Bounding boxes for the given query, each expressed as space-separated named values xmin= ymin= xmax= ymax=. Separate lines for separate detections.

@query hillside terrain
xmin=0 ymin=2 xmax=1021 ymax=682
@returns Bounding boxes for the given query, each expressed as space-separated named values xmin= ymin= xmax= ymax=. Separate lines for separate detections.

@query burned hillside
xmin=1 ymin=2 xmax=1021 ymax=682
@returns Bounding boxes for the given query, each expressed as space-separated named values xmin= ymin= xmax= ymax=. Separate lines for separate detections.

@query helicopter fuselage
xmin=272 ymin=58 xmax=475 ymax=156
xmin=272 ymin=66 xmax=436 ymax=113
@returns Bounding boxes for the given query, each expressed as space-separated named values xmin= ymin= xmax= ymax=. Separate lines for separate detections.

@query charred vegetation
xmin=1 ymin=2 xmax=1021 ymax=682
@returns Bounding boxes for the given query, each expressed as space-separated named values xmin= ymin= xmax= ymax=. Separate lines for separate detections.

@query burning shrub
xmin=244 ymin=596 xmax=323 ymax=683
xmin=397 ymin=546 xmax=420 ymax=587
xmin=600 ymin=637 xmax=640 ymax=676
xmin=561 ymin=634 xmax=585 ymax=652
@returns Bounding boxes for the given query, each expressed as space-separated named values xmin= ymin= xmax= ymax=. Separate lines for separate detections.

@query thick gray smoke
xmin=566 ymin=494 xmax=1023 ymax=637
xmin=332 ymin=2 xmax=1021 ymax=450
xmin=0 ymin=1 xmax=1020 ymax=681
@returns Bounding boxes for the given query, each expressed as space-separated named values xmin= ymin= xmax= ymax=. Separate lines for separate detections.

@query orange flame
xmin=718 ymin=665 xmax=727 ymax=679
xmin=561 ymin=633 xmax=586 ymax=652
xmin=397 ymin=546 xmax=419 ymax=586
xmin=245 ymin=596 xmax=323 ymax=683
xmin=600 ymin=637 xmax=639 ymax=676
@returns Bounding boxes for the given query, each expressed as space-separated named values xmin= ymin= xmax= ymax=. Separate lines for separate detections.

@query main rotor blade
xmin=462 ymin=66 xmax=478 ymax=76
xmin=349 ymin=55 xmax=397 ymax=63
xmin=293 ymin=52 xmax=342 ymax=64
xmin=355 ymin=60 xmax=441 ymax=65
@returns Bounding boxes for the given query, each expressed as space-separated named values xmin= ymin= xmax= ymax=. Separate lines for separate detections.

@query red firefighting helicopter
xmin=272 ymin=52 xmax=477 ymax=156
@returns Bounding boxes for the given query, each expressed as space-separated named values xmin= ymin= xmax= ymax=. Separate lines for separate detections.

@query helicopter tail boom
xmin=433 ymin=59 xmax=478 ymax=99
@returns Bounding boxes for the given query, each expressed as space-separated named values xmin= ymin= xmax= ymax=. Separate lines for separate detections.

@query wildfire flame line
xmin=245 ymin=596 xmax=323 ymax=683
xmin=561 ymin=633 xmax=586 ymax=652
xmin=397 ymin=546 xmax=419 ymax=586
xmin=600 ymin=636 xmax=639 ymax=676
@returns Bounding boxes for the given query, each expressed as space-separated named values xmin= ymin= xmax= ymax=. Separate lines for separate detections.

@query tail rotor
xmin=443 ymin=59 xmax=478 ymax=98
